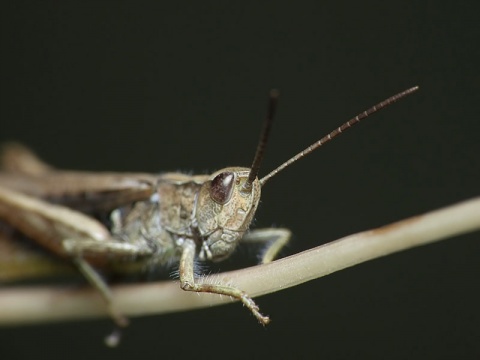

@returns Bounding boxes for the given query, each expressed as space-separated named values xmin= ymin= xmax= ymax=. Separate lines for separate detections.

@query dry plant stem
xmin=1 ymin=196 xmax=480 ymax=325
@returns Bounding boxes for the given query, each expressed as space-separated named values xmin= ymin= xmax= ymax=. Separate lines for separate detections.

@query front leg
xmin=178 ymin=238 xmax=270 ymax=325
xmin=242 ymin=228 xmax=291 ymax=264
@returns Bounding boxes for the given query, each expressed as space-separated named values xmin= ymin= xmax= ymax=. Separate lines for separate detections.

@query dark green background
xmin=1 ymin=2 xmax=479 ymax=359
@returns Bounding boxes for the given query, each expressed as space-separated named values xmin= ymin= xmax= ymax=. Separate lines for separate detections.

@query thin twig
xmin=0 ymin=196 xmax=480 ymax=325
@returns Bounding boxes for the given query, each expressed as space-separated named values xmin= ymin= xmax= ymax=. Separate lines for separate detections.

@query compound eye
xmin=210 ymin=172 xmax=235 ymax=204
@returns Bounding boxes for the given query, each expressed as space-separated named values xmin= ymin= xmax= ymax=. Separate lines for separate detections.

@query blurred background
xmin=1 ymin=2 xmax=479 ymax=359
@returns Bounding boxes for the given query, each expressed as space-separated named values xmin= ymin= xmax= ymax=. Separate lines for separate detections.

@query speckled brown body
xmin=0 ymin=87 xmax=418 ymax=337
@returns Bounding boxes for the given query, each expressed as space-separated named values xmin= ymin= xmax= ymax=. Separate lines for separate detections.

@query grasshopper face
xmin=195 ymin=167 xmax=261 ymax=261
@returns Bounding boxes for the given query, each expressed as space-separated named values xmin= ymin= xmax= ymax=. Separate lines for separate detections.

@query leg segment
xmin=179 ymin=239 xmax=270 ymax=325
xmin=62 ymin=238 xmax=153 ymax=328
xmin=73 ymin=257 xmax=128 ymax=328
xmin=242 ymin=228 xmax=291 ymax=263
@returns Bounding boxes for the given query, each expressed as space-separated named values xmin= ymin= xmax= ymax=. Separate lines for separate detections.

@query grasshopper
xmin=0 ymin=87 xmax=418 ymax=335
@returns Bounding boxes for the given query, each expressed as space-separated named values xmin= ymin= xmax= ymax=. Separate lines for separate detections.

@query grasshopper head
xmin=195 ymin=167 xmax=261 ymax=261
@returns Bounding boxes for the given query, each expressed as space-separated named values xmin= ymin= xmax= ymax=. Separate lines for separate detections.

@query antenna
xmin=259 ymin=86 xmax=419 ymax=186
xmin=243 ymin=89 xmax=279 ymax=192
